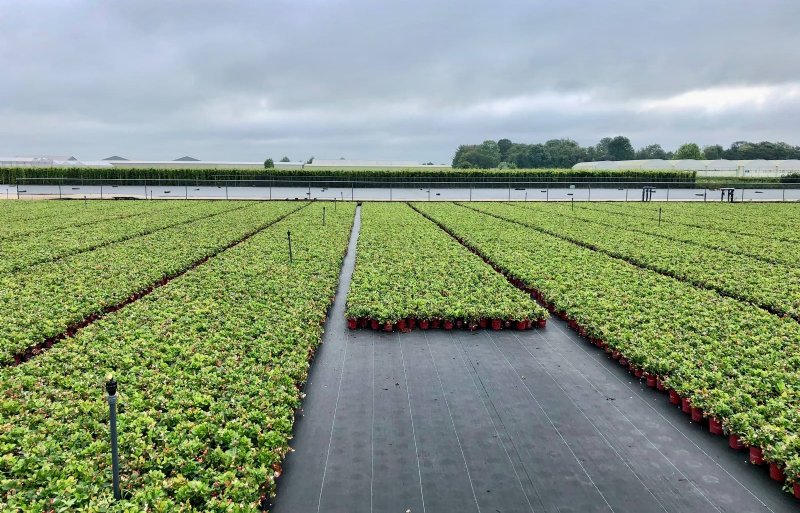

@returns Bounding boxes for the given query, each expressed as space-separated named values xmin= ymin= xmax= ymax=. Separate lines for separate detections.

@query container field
xmin=345 ymin=202 xmax=546 ymax=330
xmin=0 ymin=199 xmax=798 ymax=511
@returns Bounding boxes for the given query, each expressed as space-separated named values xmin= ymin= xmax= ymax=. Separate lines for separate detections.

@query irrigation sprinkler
xmin=287 ymin=230 xmax=293 ymax=264
xmin=106 ymin=376 xmax=121 ymax=501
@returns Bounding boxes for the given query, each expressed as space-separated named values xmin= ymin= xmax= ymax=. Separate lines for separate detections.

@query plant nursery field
xmin=0 ymin=199 xmax=799 ymax=511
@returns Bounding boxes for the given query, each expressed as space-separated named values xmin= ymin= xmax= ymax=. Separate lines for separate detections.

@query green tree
xmin=497 ymin=138 xmax=513 ymax=161
xmin=264 ymin=158 xmax=275 ymax=169
xmin=673 ymin=143 xmax=705 ymax=160
xmin=702 ymin=145 xmax=723 ymax=160
xmin=635 ymin=144 xmax=668 ymax=159
xmin=280 ymin=156 xmax=291 ymax=162
xmin=607 ymin=136 xmax=635 ymax=160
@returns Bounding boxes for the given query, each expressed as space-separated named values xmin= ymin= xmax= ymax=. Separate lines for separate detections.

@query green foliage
xmin=0 ymin=203 xmax=356 ymax=510
xmin=264 ymin=158 xmax=274 ymax=169
xmin=0 ymin=166 xmax=695 ymax=185
xmin=279 ymin=156 xmax=291 ymax=162
xmin=414 ymin=201 xmax=800 ymax=487
xmin=345 ymin=203 xmax=545 ymax=324
xmin=0 ymin=202 xmax=303 ymax=363
xmin=673 ymin=143 xmax=705 ymax=160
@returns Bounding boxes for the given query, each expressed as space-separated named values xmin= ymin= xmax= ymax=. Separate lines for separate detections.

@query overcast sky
xmin=1 ymin=0 xmax=799 ymax=163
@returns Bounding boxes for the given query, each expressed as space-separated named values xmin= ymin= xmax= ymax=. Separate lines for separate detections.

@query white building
xmin=573 ymin=159 xmax=800 ymax=177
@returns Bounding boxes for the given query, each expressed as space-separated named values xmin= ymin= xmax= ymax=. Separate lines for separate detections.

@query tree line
xmin=452 ymin=137 xmax=800 ymax=169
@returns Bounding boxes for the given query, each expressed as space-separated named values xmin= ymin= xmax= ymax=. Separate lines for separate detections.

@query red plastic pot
xmin=729 ymin=434 xmax=745 ymax=450
xmin=612 ymin=350 xmax=621 ymax=360
xmin=794 ymin=482 xmax=800 ymax=499
xmin=634 ymin=368 xmax=644 ymax=378
xmin=347 ymin=318 xmax=357 ymax=330
xmin=443 ymin=320 xmax=454 ymax=330
xmin=578 ymin=327 xmax=587 ymax=337
xmin=749 ymin=446 xmax=764 ymax=465
xmin=479 ymin=318 xmax=488 ymax=328
xmin=769 ymin=462 xmax=786 ymax=482
xmin=558 ymin=311 xmax=567 ymax=320
xmin=516 ymin=320 xmax=528 ymax=330
xmin=431 ymin=319 xmax=441 ymax=329
xmin=646 ymin=375 xmax=657 ymax=388
xmin=455 ymin=319 xmax=463 ymax=329
xmin=691 ymin=407 xmax=703 ymax=423
xmin=669 ymin=389 xmax=681 ymax=405
xmin=491 ymin=319 xmax=502 ymax=330
xmin=408 ymin=318 xmax=417 ymax=330
xmin=568 ymin=319 xmax=577 ymax=329
xmin=397 ymin=319 xmax=408 ymax=332
xmin=420 ymin=319 xmax=430 ymax=330
xmin=359 ymin=317 xmax=368 ymax=328
xmin=681 ymin=397 xmax=692 ymax=414
xmin=708 ymin=417 xmax=723 ymax=435
xmin=537 ymin=318 xmax=546 ymax=328
xmin=383 ymin=322 xmax=393 ymax=332
xmin=371 ymin=319 xmax=380 ymax=330
xmin=656 ymin=377 xmax=665 ymax=391
xmin=619 ymin=358 xmax=628 ymax=367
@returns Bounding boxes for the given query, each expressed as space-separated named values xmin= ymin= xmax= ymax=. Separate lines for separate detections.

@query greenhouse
xmin=573 ymin=159 xmax=800 ymax=177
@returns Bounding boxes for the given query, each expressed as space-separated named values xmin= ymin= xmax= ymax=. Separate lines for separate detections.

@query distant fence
xmin=11 ymin=178 xmax=800 ymax=202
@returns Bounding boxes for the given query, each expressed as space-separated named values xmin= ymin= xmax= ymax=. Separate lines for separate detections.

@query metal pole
xmin=588 ymin=184 xmax=591 ymax=201
xmin=703 ymin=189 xmax=707 ymax=202
xmin=469 ymin=184 xmax=472 ymax=201
xmin=308 ymin=183 xmax=311 ymax=198
xmin=84 ymin=195 xmax=87 ymax=207
xmin=106 ymin=377 xmax=121 ymax=501
xmin=59 ymin=183 xmax=62 ymax=199
xmin=390 ymin=184 xmax=392 ymax=201
xmin=351 ymin=183 xmax=354 ymax=201
xmin=658 ymin=208 xmax=662 ymax=227
xmin=428 ymin=189 xmax=431 ymax=201
xmin=546 ymin=185 xmax=549 ymax=202
xmin=666 ymin=186 xmax=670 ymax=202
xmin=508 ymin=183 xmax=511 ymax=201
xmin=100 ymin=184 xmax=103 ymax=200
xmin=571 ymin=197 xmax=574 ymax=211
xmin=625 ymin=188 xmax=628 ymax=202
xmin=185 ymin=185 xmax=188 ymax=200
xmin=144 ymin=184 xmax=148 ymax=199
xmin=783 ymin=186 xmax=786 ymax=202
xmin=323 ymin=206 xmax=326 ymax=226
xmin=525 ymin=191 xmax=528 ymax=201
xmin=287 ymin=230 xmax=293 ymax=263
xmin=225 ymin=185 xmax=229 ymax=201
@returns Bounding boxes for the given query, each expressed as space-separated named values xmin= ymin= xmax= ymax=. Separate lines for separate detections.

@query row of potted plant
xmin=555 ymin=202 xmax=799 ymax=267
xmin=0 ymin=201 xmax=305 ymax=363
xmin=345 ymin=203 xmax=546 ymax=330
xmin=0 ymin=201 xmax=243 ymax=274
xmin=469 ymin=202 xmax=800 ymax=320
xmin=0 ymin=203 xmax=356 ymax=510
xmin=414 ymin=201 xmax=800 ymax=497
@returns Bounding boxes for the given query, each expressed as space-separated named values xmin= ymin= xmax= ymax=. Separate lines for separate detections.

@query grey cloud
xmin=1 ymin=0 xmax=799 ymax=162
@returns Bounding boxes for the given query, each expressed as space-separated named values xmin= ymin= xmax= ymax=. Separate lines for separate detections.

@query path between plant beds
xmin=272 ymin=212 xmax=796 ymax=513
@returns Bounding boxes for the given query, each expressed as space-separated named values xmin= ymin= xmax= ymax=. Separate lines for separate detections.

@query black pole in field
xmin=84 ymin=195 xmax=87 ymax=207
xmin=571 ymin=197 xmax=574 ymax=211
xmin=287 ymin=230 xmax=293 ymax=263
xmin=658 ymin=207 xmax=662 ymax=227
xmin=323 ymin=206 xmax=326 ymax=226
xmin=106 ymin=377 xmax=121 ymax=500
